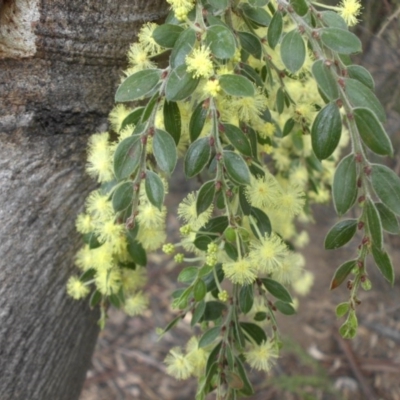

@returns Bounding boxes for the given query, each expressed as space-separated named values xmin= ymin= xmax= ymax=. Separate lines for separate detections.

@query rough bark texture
xmin=0 ymin=1 xmax=168 ymax=399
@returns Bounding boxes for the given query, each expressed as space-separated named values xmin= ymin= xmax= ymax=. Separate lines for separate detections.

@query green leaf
xmin=345 ymin=78 xmax=386 ymax=123
xmin=112 ymin=182 xmax=133 ymax=212
xmin=371 ymin=245 xmax=395 ymax=285
xmin=376 ymin=202 xmax=400 ymax=235
xmin=224 ymin=241 xmax=238 ymax=261
xmin=261 ymin=278 xmax=292 ymax=303
xmin=194 ymin=279 xmax=207 ymax=302
xmin=90 ymin=290 xmax=102 ymax=308
xmin=166 ymin=64 xmax=200 ymax=101
xmin=184 ymin=137 xmax=211 ymax=178
xmin=354 ymin=108 xmax=393 ymax=156
xmin=115 ymin=69 xmax=161 ymax=102
xmin=332 ymin=153 xmax=357 ymax=216
xmin=145 ymin=170 xmax=164 ymax=210
xmin=127 ymin=237 xmax=147 ymax=266
xmin=320 ymin=28 xmax=362 ymax=54
xmin=153 ymin=129 xmax=177 ymax=175
xmin=141 ymin=91 xmax=159 ymax=123
xmin=241 ymin=4 xmax=271 ymax=26
xmin=152 ymin=24 xmax=183 ymax=48
xmin=240 ymin=63 xmax=264 ymax=87
xmin=195 ymin=218 xmax=229 ymax=251
xmin=240 ymin=322 xmax=267 ymax=345
xmin=290 ymin=0 xmax=308 ymax=16
xmin=203 ymin=301 xmax=227 ymax=321
xmin=324 ymin=219 xmax=357 ymax=249
xmin=282 ymin=118 xmax=295 ymax=137
xmin=249 ymin=207 xmax=272 ymax=238
xmin=113 ymin=135 xmax=142 ymax=180
xmin=196 ymin=180 xmax=215 ymax=216
xmin=235 ymin=357 xmax=254 ymax=396
xmin=178 ymin=267 xmax=198 ymax=283
xmin=163 ymin=101 xmax=181 ymax=145
xmin=311 ymin=102 xmax=342 ymax=160
xmin=208 ymin=0 xmax=229 ymax=9
xmin=224 ymin=151 xmax=251 ymax=185
xmin=191 ymin=300 xmax=206 ymax=326
xmin=254 ymin=311 xmax=267 ymax=321
xmin=223 ymin=124 xmax=252 ymax=156
xmin=276 ymin=87 xmax=285 ymax=113
xmin=371 ymin=164 xmax=400 ymax=216
xmin=189 ymin=100 xmax=208 ymax=142
xmin=274 ymin=300 xmax=296 ymax=315
xmin=80 ymin=268 xmax=96 ymax=283
xmin=238 ymin=31 xmax=262 ymax=59
xmin=330 ymin=260 xmax=356 ymax=290
xmin=170 ymin=28 xmax=196 ymax=68
xmin=365 ymin=199 xmax=383 ymax=249
xmin=161 ymin=316 xmax=181 ymax=335
xmin=267 ymin=11 xmax=283 ymax=49
xmin=219 ymin=74 xmax=255 ymax=97
xmin=206 ymin=25 xmax=236 ymax=59
xmin=239 ymin=285 xmax=254 ymax=314
xmin=347 ymin=65 xmax=374 ymax=90
xmin=120 ymin=107 xmax=144 ymax=131
xmin=280 ymin=29 xmax=306 ymax=73
xmin=336 ymin=302 xmax=350 ymax=318
xmin=200 ymin=327 xmax=221 ymax=347
xmin=312 ymin=60 xmax=339 ymax=101
xmin=320 ymin=11 xmax=347 ymax=29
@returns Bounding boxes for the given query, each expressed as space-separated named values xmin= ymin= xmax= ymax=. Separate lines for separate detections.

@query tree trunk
xmin=0 ymin=1 xmax=168 ymax=399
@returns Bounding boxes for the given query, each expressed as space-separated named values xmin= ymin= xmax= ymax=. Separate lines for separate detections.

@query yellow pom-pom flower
xmin=177 ymin=192 xmax=213 ymax=230
xmin=249 ymin=233 xmax=288 ymax=274
xmin=186 ymin=46 xmax=214 ymax=79
xmin=124 ymin=292 xmax=148 ymax=316
xmin=66 ymin=276 xmax=90 ymax=300
xmin=138 ymin=22 xmax=162 ymax=55
xmin=223 ymin=258 xmax=257 ymax=285
xmin=338 ymin=0 xmax=362 ymax=26
xmin=165 ymin=347 xmax=194 ymax=380
xmin=245 ymin=340 xmax=278 ymax=371
xmin=245 ymin=174 xmax=281 ymax=209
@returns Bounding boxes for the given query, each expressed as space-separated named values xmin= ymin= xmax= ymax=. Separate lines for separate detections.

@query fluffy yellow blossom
xmin=338 ymin=0 xmax=362 ymax=26
xmin=292 ymin=271 xmax=314 ymax=296
xmin=186 ymin=46 xmax=214 ymax=79
xmin=95 ymin=268 xmax=121 ymax=295
xmin=138 ymin=22 xmax=162 ymax=55
xmin=231 ymin=89 xmax=267 ymax=122
xmin=203 ymin=79 xmax=221 ymax=97
xmin=249 ymin=233 xmax=288 ymax=274
xmin=75 ymin=213 xmax=93 ymax=234
xmin=276 ymin=184 xmax=305 ymax=217
xmin=178 ymin=192 xmax=213 ymax=230
xmin=245 ymin=340 xmax=278 ymax=371
xmin=86 ymin=132 xmax=114 ymax=183
xmin=66 ymin=276 xmax=90 ymax=300
xmin=75 ymin=245 xmax=95 ymax=271
xmin=121 ymin=268 xmax=147 ymax=292
xmin=124 ymin=292 xmax=148 ymax=316
xmin=91 ymin=244 xmax=115 ymax=272
xmin=167 ymin=0 xmax=195 ymax=21
xmin=109 ymin=104 xmax=131 ymax=132
xmin=165 ymin=348 xmax=194 ymax=380
xmin=186 ymin=337 xmax=208 ymax=377
xmin=86 ymin=191 xmax=114 ymax=221
xmin=126 ymin=43 xmax=156 ymax=73
xmin=272 ymin=252 xmax=305 ymax=284
xmin=245 ymin=173 xmax=281 ymax=209
xmin=136 ymin=224 xmax=167 ymax=251
xmin=223 ymin=258 xmax=257 ymax=285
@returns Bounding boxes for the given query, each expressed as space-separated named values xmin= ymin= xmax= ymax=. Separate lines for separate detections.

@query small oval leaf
xmin=239 ymin=285 xmax=254 ymax=314
xmin=347 ymin=65 xmax=374 ymax=90
xmin=332 ymin=154 xmax=357 ymax=216
xmin=163 ymin=101 xmax=181 ymax=145
xmin=219 ymin=74 xmax=255 ymax=97
xmin=166 ymin=64 xmax=200 ymax=101
xmin=206 ymin=25 xmax=236 ymax=59
xmin=320 ymin=28 xmax=362 ymax=54
xmin=223 ymin=123 xmax=252 ymax=156
xmin=324 ymin=219 xmax=357 ymax=250
xmin=145 ymin=170 xmax=164 ymax=211
xmin=365 ymin=200 xmax=383 ymax=249
xmin=224 ymin=151 xmax=251 ymax=185
xmin=115 ymin=69 xmax=161 ymax=102
xmin=153 ymin=129 xmax=177 ymax=175
xmin=261 ymin=278 xmax=292 ymax=303
xmin=112 ymin=182 xmax=133 ymax=212
xmin=152 ymin=24 xmax=183 ymax=48
xmin=267 ymin=11 xmax=283 ymax=49
xmin=189 ymin=100 xmax=209 ymax=142
xmin=312 ymin=60 xmax=339 ymax=101
xmin=376 ymin=202 xmax=400 ymax=235
xmin=330 ymin=260 xmax=356 ymax=290
xmin=184 ymin=137 xmax=211 ymax=178
xmin=311 ymin=102 xmax=342 ymax=160
xmin=371 ymin=245 xmax=395 ymax=285
xmin=371 ymin=164 xmax=400 ymax=216
xmin=354 ymin=107 xmax=393 ymax=156
xmin=280 ymin=29 xmax=306 ymax=73
xmin=196 ymin=180 xmax=216 ymax=216
xmin=238 ymin=31 xmax=262 ymax=59
xmin=199 ymin=326 xmax=221 ymax=348
xmin=170 ymin=28 xmax=196 ymax=68
xmin=113 ymin=135 xmax=142 ymax=180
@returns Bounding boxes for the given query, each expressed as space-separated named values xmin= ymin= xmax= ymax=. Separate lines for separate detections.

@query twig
xmin=377 ymin=6 xmax=400 ymax=38
xmin=333 ymin=329 xmax=378 ymax=400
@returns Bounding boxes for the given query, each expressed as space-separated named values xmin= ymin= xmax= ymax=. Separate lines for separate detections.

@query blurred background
xmin=80 ymin=1 xmax=400 ymax=399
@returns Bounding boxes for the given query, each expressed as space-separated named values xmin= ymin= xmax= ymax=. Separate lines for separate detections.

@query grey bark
xmin=0 ymin=1 xmax=168 ymax=399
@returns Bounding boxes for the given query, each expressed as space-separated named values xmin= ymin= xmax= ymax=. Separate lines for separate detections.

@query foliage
xmin=68 ymin=0 xmax=399 ymax=398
